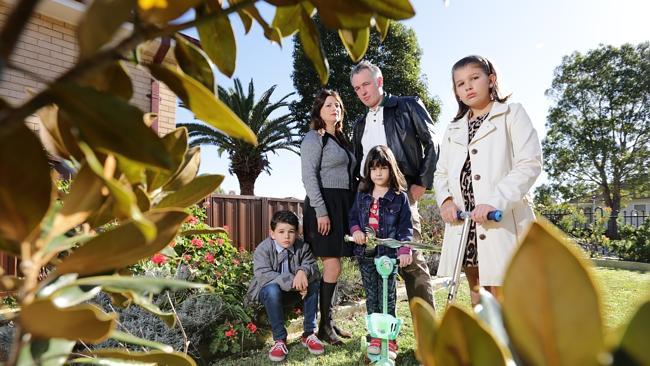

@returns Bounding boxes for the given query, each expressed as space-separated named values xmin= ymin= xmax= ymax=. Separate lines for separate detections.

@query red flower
xmin=205 ymin=253 xmax=215 ymax=263
xmin=224 ymin=328 xmax=237 ymax=338
xmin=191 ymin=238 xmax=203 ymax=248
xmin=293 ymin=307 xmax=302 ymax=315
xmin=232 ymin=258 xmax=240 ymax=265
xmin=187 ymin=216 xmax=199 ymax=225
xmin=183 ymin=254 xmax=191 ymax=261
xmin=246 ymin=322 xmax=257 ymax=333
xmin=216 ymin=238 xmax=225 ymax=245
xmin=151 ymin=253 xmax=166 ymax=265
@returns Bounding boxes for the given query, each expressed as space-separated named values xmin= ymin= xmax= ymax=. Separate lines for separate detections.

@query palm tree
xmin=179 ymin=78 xmax=300 ymax=196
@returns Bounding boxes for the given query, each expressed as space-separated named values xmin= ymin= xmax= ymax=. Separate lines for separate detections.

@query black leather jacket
xmin=352 ymin=94 xmax=438 ymax=190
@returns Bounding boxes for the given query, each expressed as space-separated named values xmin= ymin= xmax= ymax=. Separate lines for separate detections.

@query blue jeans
xmin=259 ymin=280 xmax=319 ymax=341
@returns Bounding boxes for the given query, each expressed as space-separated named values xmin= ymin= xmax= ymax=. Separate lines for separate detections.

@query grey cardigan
xmin=300 ymin=130 xmax=355 ymax=217
xmin=245 ymin=236 xmax=320 ymax=305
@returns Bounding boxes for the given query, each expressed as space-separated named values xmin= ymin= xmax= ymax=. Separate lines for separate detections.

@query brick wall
xmin=0 ymin=2 xmax=177 ymax=136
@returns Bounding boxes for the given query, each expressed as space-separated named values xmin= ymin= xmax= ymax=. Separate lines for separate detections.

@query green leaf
xmin=475 ymin=288 xmax=511 ymax=353
xmin=0 ymin=122 xmax=52 ymax=245
xmin=42 ymin=233 xmax=95 ymax=258
xmin=196 ymin=2 xmax=236 ymax=78
xmin=156 ymin=175 xmax=224 ymax=209
xmin=409 ymin=297 xmax=437 ymax=366
xmin=47 ymin=285 xmax=102 ymax=308
xmin=434 ymin=306 xmax=508 ymax=366
xmin=179 ymin=227 xmax=227 ymax=237
xmin=134 ymin=186 xmax=151 ymax=212
xmin=117 ymin=156 xmax=147 ymax=186
xmin=357 ymin=0 xmax=415 ymax=20
xmin=69 ymin=358 xmax=155 ymax=366
xmin=56 ymin=209 xmax=187 ymax=276
xmin=310 ymin=0 xmax=372 ymax=29
xmin=16 ymin=338 xmax=75 ymax=366
xmin=271 ymin=3 xmax=303 ymax=37
xmin=77 ymin=0 xmax=135 ymax=59
xmin=163 ymin=147 xmax=200 ymax=192
xmin=613 ymin=300 xmax=650 ymax=366
xmin=137 ymin=0 xmax=203 ymax=25
xmin=81 ymin=62 xmax=133 ymax=101
xmin=147 ymin=127 xmax=189 ymax=192
xmin=244 ymin=5 xmax=282 ymax=44
xmin=298 ymin=8 xmax=329 ymax=85
xmin=68 ymin=275 xmax=210 ymax=293
xmin=109 ymin=330 xmax=173 ymax=352
xmin=83 ymin=349 xmax=196 ymax=366
xmin=35 ymin=102 xmax=82 ymax=160
xmin=338 ymin=27 xmax=369 ymax=62
xmin=374 ymin=15 xmax=390 ymax=41
xmin=174 ymin=34 xmax=217 ymax=92
xmin=503 ymin=220 xmax=605 ymax=366
xmin=111 ymin=290 xmax=176 ymax=327
xmin=50 ymin=82 xmax=172 ymax=170
xmin=50 ymin=164 xmax=105 ymax=237
xmin=229 ymin=0 xmax=253 ymax=33
xmin=21 ymin=299 xmax=116 ymax=343
xmin=148 ymin=64 xmax=257 ymax=145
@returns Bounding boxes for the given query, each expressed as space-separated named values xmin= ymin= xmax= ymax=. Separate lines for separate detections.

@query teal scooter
xmin=346 ymin=228 xmax=440 ymax=365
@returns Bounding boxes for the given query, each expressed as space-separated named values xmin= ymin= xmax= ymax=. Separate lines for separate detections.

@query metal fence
xmin=203 ymin=194 xmax=305 ymax=252
xmin=541 ymin=208 xmax=647 ymax=230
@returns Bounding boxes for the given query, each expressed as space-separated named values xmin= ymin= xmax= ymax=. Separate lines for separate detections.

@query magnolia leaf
xmin=137 ymin=0 xmax=203 ymax=25
xmin=36 ymin=102 xmax=80 ymax=160
xmin=50 ymin=164 xmax=105 ymax=237
xmin=81 ymin=62 xmax=133 ymax=101
xmin=117 ymin=156 xmax=146 ymax=186
xmin=163 ymin=147 xmax=200 ymax=192
xmin=42 ymin=233 xmax=95 ymax=259
xmin=229 ymin=0 xmax=252 ymax=33
xmin=50 ymin=82 xmax=172 ymax=170
xmin=0 ymin=122 xmax=52 ymax=245
xmin=264 ymin=0 xmax=302 ymax=5
xmin=475 ymin=288 xmax=511 ymax=353
xmin=21 ymin=300 xmax=116 ymax=343
xmin=174 ymin=34 xmax=217 ymax=92
xmin=148 ymin=64 xmax=257 ymax=145
xmin=0 ymin=275 xmax=23 ymax=292
xmin=179 ymin=227 xmax=227 ymax=236
xmin=196 ymin=2 xmax=236 ymax=78
xmin=409 ymin=297 xmax=437 ymax=366
xmin=298 ymin=8 xmax=328 ymax=84
xmin=271 ymin=3 xmax=303 ymax=37
xmin=69 ymin=276 xmax=210 ymax=293
xmin=79 ymin=145 xmax=156 ymax=242
xmin=16 ymin=338 xmax=75 ymax=366
xmin=0 ymin=308 xmax=19 ymax=322
xmin=374 ymin=16 xmax=390 ymax=41
xmin=156 ymin=175 xmax=224 ymax=209
xmin=244 ymin=4 xmax=282 ymax=44
xmin=310 ymin=0 xmax=373 ymax=29
xmin=56 ymin=209 xmax=187 ymax=276
xmin=48 ymin=285 xmax=102 ymax=308
xmin=78 ymin=0 xmax=135 ymax=59
xmin=503 ymin=220 xmax=605 ymax=366
xmin=119 ymin=290 xmax=176 ymax=327
xmin=83 ymin=349 xmax=196 ymax=366
xmin=357 ymin=0 xmax=415 ymax=20
xmin=110 ymin=330 xmax=173 ymax=352
xmin=338 ymin=27 xmax=369 ymax=62
xmin=69 ymin=358 xmax=155 ymax=366
xmin=613 ymin=300 xmax=650 ymax=366
xmin=134 ymin=186 xmax=151 ymax=212
xmin=434 ymin=305 xmax=509 ymax=366
xmin=147 ymin=128 xmax=191 ymax=192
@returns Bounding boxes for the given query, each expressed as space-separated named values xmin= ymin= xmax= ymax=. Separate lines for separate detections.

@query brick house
xmin=0 ymin=0 xmax=178 ymax=137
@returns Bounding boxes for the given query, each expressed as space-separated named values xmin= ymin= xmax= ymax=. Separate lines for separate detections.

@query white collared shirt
xmin=360 ymin=105 xmax=387 ymax=177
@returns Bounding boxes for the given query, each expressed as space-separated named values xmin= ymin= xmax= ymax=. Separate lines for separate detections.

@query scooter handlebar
xmin=456 ymin=210 xmax=503 ymax=222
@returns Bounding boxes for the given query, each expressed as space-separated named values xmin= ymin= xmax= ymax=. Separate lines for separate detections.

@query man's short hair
xmin=270 ymin=210 xmax=300 ymax=231
xmin=350 ymin=60 xmax=382 ymax=83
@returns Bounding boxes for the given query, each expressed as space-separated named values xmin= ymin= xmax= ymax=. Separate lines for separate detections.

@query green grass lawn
xmin=217 ymin=267 xmax=649 ymax=365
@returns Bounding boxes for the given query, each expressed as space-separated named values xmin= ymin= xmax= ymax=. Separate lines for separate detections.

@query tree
xmin=543 ymin=42 xmax=650 ymax=238
xmin=179 ymin=79 xmax=299 ymax=196
xmin=291 ymin=18 xmax=441 ymax=136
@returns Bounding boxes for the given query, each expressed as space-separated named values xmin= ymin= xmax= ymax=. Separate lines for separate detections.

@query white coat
xmin=434 ymin=102 xmax=542 ymax=286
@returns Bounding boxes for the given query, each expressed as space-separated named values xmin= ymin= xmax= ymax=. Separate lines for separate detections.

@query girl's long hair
xmin=309 ymin=89 xmax=350 ymax=147
xmin=359 ymin=145 xmax=407 ymax=194
xmin=451 ymin=55 xmax=510 ymax=121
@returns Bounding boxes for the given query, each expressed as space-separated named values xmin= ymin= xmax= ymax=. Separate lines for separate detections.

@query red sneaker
xmin=388 ymin=340 xmax=398 ymax=360
xmin=301 ymin=333 xmax=325 ymax=355
xmin=268 ymin=340 xmax=288 ymax=362
xmin=367 ymin=338 xmax=381 ymax=355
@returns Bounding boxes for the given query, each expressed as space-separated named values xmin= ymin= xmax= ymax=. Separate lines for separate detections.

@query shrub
xmin=610 ymin=219 xmax=650 ymax=263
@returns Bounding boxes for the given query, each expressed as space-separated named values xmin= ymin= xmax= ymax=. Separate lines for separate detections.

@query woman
xmin=301 ymin=89 xmax=355 ymax=345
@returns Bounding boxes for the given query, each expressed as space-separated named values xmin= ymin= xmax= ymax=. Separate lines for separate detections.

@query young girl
xmin=434 ymin=55 xmax=542 ymax=306
xmin=349 ymin=145 xmax=413 ymax=360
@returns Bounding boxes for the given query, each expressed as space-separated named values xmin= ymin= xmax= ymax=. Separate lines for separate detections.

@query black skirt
xmin=303 ymin=188 xmax=354 ymax=257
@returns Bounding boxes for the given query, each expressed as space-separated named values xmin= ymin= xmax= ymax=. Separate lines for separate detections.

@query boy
xmin=246 ymin=210 xmax=324 ymax=362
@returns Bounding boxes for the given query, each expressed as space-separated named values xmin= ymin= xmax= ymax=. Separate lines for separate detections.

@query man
xmin=350 ymin=60 xmax=438 ymax=310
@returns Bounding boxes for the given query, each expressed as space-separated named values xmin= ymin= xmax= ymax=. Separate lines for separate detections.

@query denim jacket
xmin=348 ymin=189 xmax=413 ymax=258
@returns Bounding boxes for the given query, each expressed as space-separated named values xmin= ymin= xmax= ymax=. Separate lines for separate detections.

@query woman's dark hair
xmin=359 ymin=145 xmax=407 ymax=193
xmin=451 ymin=55 xmax=510 ymax=121
xmin=270 ymin=210 xmax=299 ymax=231
xmin=309 ymin=89 xmax=350 ymax=146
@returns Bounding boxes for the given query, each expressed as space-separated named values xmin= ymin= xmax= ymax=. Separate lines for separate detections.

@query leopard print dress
xmin=459 ymin=113 xmax=489 ymax=267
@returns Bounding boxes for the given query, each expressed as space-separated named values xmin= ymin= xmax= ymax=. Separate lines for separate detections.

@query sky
xmin=179 ymin=0 xmax=650 ymax=199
